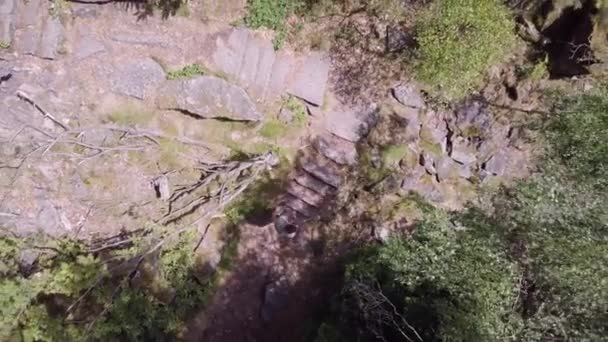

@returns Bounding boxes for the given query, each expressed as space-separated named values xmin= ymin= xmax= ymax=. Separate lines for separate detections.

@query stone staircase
xmin=274 ymin=106 xmax=378 ymax=238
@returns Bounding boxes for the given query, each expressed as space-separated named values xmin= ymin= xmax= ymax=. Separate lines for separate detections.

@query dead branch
xmin=16 ymin=90 xmax=69 ymax=131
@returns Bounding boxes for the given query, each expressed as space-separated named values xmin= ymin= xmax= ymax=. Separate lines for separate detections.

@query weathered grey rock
xmin=38 ymin=17 xmax=64 ymax=59
xmin=0 ymin=15 xmax=13 ymax=46
xmin=111 ymin=31 xmax=167 ymax=47
xmin=436 ymin=156 xmax=472 ymax=181
xmin=286 ymin=182 xmax=324 ymax=207
xmin=253 ymin=38 xmax=276 ymax=99
xmin=278 ymin=107 xmax=294 ymax=123
xmin=300 ymin=155 xmax=342 ymax=188
xmin=401 ymin=166 xmax=425 ymax=192
xmin=268 ymin=50 xmax=295 ymax=98
xmin=454 ymin=100 xmax=492 ymax=135
xmin=484 ymin=150 xmax=508 ymax=175
xmin=373 ymin=225 xmax=390 ymax=243
xmin=111 ymin=58 xmax=165 ymax=100
xmin=156 ymin=76 xmax=262 ymax=121
xmin=237 ymin=34 xmax=275 ymax=99
xmin=261 ymin=278 xmax=289 ymax=322
xmin=287 ymin=52 xmax=330 ymax=106
xmin=18 ymin=249 xmax=39 ymax=275
xmin=283 ymin=194 xmax=317 ymax=218
xmin=76 ymin=35 xmax=105 ymax=59
xmin=421 ymin=152 xmax=437 ymax=175
xmin=421 ymin=110 xmax=449 ymax=154
xmin=17 ymin=0 xmax=40 ymax=27
xmin=274 ymin=207 xmax=301 ymax=238
xmin=325 ymin=106 xmax=377 ymax=142
xmin=152 ymin=175 xmax=171 ymax=201
xmin=211 ymin=28 xmax=248 ymax=78
xmin=0 ymin=0 xmax=14 ymax=15
xmin=15 ymin=27 xmax=38 ymax=55
xmin=392 ymin=83 xmax=425 ymax=109
xmin=450 ymin=137 xmax=477 ymax=165
xmin=293 ymin=171 xmax=334 ymax=196
xmin=313 ymin=134 xmax=357 ymax=165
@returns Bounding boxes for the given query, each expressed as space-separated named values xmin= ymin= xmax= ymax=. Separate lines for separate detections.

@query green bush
xmin=414 ymin=0 xmax=516 ymax=100
xmin=547 ymin=86 xmax=608 ymax=188
xmin=317 ymin=208 xmax=520 ymax=341
xmin=245 ymin=0 xmax=299 ymax=49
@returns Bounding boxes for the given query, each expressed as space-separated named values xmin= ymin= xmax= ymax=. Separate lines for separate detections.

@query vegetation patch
xmin=414 ymin=0 xmax=516 ymax=100
xmin=244 ymin=0 xmax=299 ymax=49
xmin=106 ymin=106 xmax=155 ymax=126
xmin=259 ymin=119 xmax=289 ymax=139
xmin=166 ymin=64 xmax=205 ymax=80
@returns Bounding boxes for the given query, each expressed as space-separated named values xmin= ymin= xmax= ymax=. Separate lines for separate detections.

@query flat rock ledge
xmin=156 ymin=76 xmax=262 ymax=122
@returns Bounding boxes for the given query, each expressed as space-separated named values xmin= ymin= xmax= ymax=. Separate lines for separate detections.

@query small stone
xmin=392 ymin=83 xmax=425 ymax=108
xmin=450 ymin=137 xmax=477 ymax=165
xmin=277 ymin=107 xmax=294 ymax=124
xmin=152 ymin=175 xmax=171 ymax=201
xmin=18 ymin=249 xmax=39 ymax=275
xmin=373 ymin=225 xmax=390 ymax=243
xmin=111 ymin=57 xmax=165 ymax=100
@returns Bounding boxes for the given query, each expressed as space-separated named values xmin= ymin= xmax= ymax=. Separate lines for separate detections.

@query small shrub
xmin=0 ymin=41 xmax=9 ymax=49
xmin=547 ymin=85 xmax=608 ymax=187
xmin=283 ymin=97 xmax=308 ymax=126
xmin=414 ymin=0 xmax=516 ymax=100
xmin=166 ymin=64 xmax=205 ymax=80
xmin=244 ymin=0 xmax=299 ymax=49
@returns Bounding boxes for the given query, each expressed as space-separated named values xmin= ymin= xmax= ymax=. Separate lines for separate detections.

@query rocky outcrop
xmin=156 ymin=76 xmax=263 ymax=121
xmin=207 ymin=28 xmax=330 ymax=105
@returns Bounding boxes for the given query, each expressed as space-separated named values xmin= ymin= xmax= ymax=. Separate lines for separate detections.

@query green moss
xmin=0 ymin=41 xmax=10 ymax=49
xmin=381 ymin=145 xmax=408 ymax=167
xmin=414 ymin=0 xmax=516 ymax=100
xmin=166 ymin=64 xmax=205 ymax=80
xmin=283 ymin=97 xmax=308 ymax=126
xmin=259 ymin=120 xmax=288 ymax=139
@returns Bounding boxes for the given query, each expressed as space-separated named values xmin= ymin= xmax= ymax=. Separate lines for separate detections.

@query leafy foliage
xmin=414 ymin=0 xmax=516 ymax=100
xmin=245 ymin=0 xmax=299 ymax=49
xmin=319 ymin=209 xmax=520 ymax=341
xmin=0 ymin=230 xmax=216 ymax=341
xmin=546 ymin=85 xmax=608 ymax=188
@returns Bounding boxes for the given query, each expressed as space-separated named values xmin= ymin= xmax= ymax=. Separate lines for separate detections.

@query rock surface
xmin=157 ymin=76 xmax=262 ymax=121
xmin=111 ymin=57 xmax=166 ymax=99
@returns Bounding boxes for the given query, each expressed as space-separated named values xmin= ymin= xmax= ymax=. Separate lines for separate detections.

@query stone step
xmin=293 ymin=170 xmax=335 ymax=196
xmin=286 ymin=182 xmax=324 ymax=207
xmin=281 ymin=194 xmax=318 ymax=219
xmin=313 ymin=133 xmax=357 ymax=165
xmin=298 ymin=153 xmax=343 ymax=188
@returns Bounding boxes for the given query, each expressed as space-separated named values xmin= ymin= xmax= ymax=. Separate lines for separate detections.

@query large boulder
xmin=110 ymin=58 xmax=166 ymax=100
xmin=156 ymin=76 xmax=262 ymax=121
